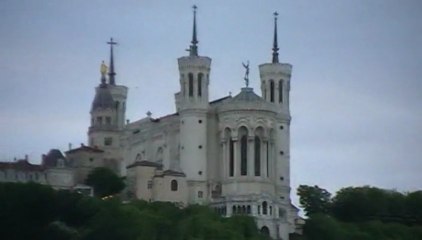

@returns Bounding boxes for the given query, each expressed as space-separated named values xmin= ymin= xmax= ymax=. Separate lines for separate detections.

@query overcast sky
xmin=1 ymin=0 xmax=421 ymax=203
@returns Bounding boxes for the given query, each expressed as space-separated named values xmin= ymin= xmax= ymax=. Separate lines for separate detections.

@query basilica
xmin=0 ymin=8 xmax=302 ymax=240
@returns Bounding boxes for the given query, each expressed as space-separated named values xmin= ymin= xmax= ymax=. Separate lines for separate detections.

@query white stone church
xmin=0 ymin=8 xmax=302 ymax=240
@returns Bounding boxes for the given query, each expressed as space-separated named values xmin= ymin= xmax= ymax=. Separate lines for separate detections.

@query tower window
xmin=278 ymin=80 xmax=283 ymax=103
xmin=198 ymin=73 xmax=203 ymax=97
xmin=198 ymin=191 xmax=203 ymax=198
xmin=171 ymin=180 xmax=178 ymax=191
xmin=106 ymin=117 xmax=111 ymax=125
xmin=147 ymin=180 xmax=153 ymax=189
xmin=270 ymin=80 xmax=275 ymax=102
xmin=104 ymin=137 xmax=112 ymax=146
xmin=188 ymin=73 xmax=194 ymax=97
xmin=262 ymin=201 xmax=268 ymax=215
xmin=97 ymin=117 xmax=103 ymax=125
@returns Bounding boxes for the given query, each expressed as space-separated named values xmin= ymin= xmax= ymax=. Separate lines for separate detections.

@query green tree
xmin=85 ymin=167 xmax=125 ymax=198
xmin=297 ymin=185 xmax=331 ymax=217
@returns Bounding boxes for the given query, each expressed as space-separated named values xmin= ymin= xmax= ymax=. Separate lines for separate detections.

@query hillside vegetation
xmin=0 ymin=182 xmax=268 ymax=240
xmin=297 ymin=185 xmax=422 ymax=240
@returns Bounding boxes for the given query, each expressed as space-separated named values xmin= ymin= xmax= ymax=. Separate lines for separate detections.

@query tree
xmin=85 ymin=167 xmax=125 ymax=198
xmin=297 ymin=185 xmax=331 ymax=217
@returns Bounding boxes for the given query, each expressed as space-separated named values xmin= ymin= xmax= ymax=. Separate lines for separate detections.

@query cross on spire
xmin=107 ymin=38 xmax=117 ymax=85
xmin=189 ymin=5 xmax=199 ymax=56
xmin=272 ymin=12 xmax=279 ymax=63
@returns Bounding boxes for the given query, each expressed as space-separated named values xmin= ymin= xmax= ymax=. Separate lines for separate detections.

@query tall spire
xmin=272 ymin=12 xmax=279 ymax=63
xmin=189 ymin=5 xmax=198 ymax=56
xmin=107 ymin=38 xmax=117 ymax=85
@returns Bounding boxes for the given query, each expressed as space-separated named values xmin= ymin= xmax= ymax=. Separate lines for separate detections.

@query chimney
xmin=68 ymin=143 xmax=72 ymax=150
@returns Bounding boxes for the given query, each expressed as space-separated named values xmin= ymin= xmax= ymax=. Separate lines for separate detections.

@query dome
xmin=230 ymin=87 xmax=266 ymax=103
xmin=91 ymin=84 xmax=114 ymax=111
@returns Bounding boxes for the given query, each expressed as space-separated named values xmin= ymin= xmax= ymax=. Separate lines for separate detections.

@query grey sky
xmin=1 ymin=0 xmax=421 ymax=204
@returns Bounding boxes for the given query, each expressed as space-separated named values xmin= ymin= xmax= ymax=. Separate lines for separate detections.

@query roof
xmin=210 ymin=95 xmax=231 ymax=105
xmin=66 ymin=145 xmax=104 ymax=154
xmin=0 ymin=159 xmax=44 ymax=171
xmin=91 ymin=84 xmax=115 ymax=111
xmin=126 ymin=160 xmax=163 ymax=169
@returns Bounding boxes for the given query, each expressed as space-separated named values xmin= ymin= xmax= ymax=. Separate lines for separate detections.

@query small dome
xmin=42 ymin=149 xmax=67 ymax=168
xmin=91 ymin=84 xmax=114 ymax=111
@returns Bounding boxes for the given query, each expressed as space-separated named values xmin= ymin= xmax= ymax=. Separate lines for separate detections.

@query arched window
xmin=229 ymin=139 xmax=234 ymax=177
xmin=262 ymin=201 xmax=268 ymax=215
xmin=254 ymin=136 xmax=261 ymax=176
xmin=237 ymin=206 xmax=241 ymax=214
xmin=242 ymin=205 xmax=246 ymax=214
xmin=170 ymin=180 xmax=178 ymax=191
xmin=269 ymin=206 xmax=272 ymax=216
xmin=188 ymin=73 xmax=194 ymax=97
xmin=232 ymin=205 xmax=236 ymax=215
xmin=198 ymin=73 xmax=203 ymax=97
xmin=240 ymin=135 xmax=248 ymax=176
xmin=278 ymin=80 xmax=283 ymax=103
xmin=260 ymin=226 xmax=270 ymax=236
xmin=270 ymin=80 xmax=275 ymax=102
xmin=247 ymin=205 xmax=251 ymax=214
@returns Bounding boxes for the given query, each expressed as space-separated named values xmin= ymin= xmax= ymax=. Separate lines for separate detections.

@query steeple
xmin=272 ymin=12 xmax=279 ymax=63
xmin=189 ymin=5 xmax=198 ymax=57
xmin=107 ymin=38 xmax=117 ymax=85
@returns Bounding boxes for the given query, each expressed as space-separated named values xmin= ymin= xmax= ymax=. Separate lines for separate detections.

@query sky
xmin=1 ymin=0 xmax=421 ymax=204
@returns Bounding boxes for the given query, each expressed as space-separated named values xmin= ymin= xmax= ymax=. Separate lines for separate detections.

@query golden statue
xmin=100 ymin=61 xmax=108 ymax=76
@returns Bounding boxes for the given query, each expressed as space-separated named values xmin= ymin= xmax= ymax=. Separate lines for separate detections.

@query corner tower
xmin=259 ymin=12 xmax=292 ymax=113
xmin=177 ymin=6 xmax=211 ymax=204
xmin=259 ymin=13 xmax=293 ymax=239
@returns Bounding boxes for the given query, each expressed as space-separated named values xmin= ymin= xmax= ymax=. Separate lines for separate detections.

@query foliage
xmin=297 ymin=185 xmax=331 ymax=216
xmin=0 ymin=182 xmax=267 ymax=240
xmin=85 ymin=167 xmax=125 ymax=198
xmin=298 ymin=185 xmax=422 ymax=240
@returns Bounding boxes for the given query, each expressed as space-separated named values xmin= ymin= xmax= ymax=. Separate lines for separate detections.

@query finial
xmin=100 ymin=60 xmax=108 ymax=84
xmin=189 ymin=5 xmax=199 ymax=56
xmin=107 ymin=38 xmax=117 ymax=85
xmin=242 ymin=61 xmax=250 ymax=87
xmin=272 ymin=12 xmax=279 ymax=63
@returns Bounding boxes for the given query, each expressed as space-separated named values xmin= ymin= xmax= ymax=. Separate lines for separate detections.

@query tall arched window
xmin=171 ymin=180 xmax=178 ymax=191
xmin=188 ymin=73 xmax=194 ymax=97
xmin=198 ymin=73 xmax=203 ymax=97
xmin=270 ymin=80 xmax=275 ymax=102
xmin=262 ymin=201 xmax=268 ymax=215
xmin=278 ymin=80 xmax=283 ymax=103
xmin=229 ymin=139 xmax=234 ymax=177
xmin=254 ymin=136 xmax=261 ymax=176
xmin=241 ymin=135 xmax=247 ymax=175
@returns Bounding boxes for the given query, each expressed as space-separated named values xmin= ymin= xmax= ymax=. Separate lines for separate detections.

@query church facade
xmin=85 ymin=9 xmax=300 ymax=239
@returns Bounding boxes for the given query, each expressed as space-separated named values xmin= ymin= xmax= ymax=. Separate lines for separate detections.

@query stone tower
xmin=177 ymin=6 xmax=211 ymax=204
xmin=258 ymin=12 xmax=293 ymax=219
xmin=88 ymin=39 xmax=128 ymax=174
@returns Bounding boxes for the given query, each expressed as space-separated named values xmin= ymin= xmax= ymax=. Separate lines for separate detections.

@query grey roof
xmin=91 ymin=84 xmax=114 ymax=111
xmin=42 ymin=149 xmax=67 ymax=168
xmin=126 ymin=160 xmax=163 ymax=169
xmin=230 ymin=87 xmax=266 ymax=103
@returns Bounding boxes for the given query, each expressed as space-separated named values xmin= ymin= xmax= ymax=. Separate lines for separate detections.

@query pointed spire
xmin=189 ymin=5 xmax=199 ymax=56
xmin=272 ymin=12 xmax=279 ymax=63
xmin=107 ymin=38 xmax=117 ymax=85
